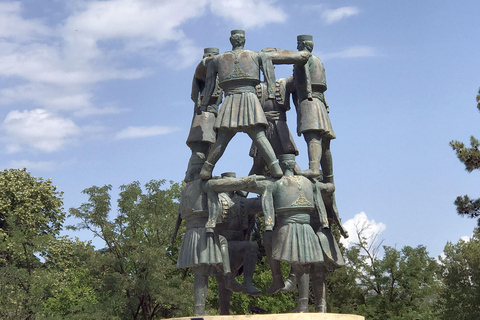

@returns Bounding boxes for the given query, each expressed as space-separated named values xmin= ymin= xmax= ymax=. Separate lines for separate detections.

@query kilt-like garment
xmin=296 ymin=97 xmax=335 ymax=139
xmin=186 ymin=111 xmax=216 ymax=147
xmin=176 ymin=217 xmax=223 ymax=269
xmin=215 ymin=91 xmax=268 ymax=130
xmin=272 ymin=213 xmax=323 ymax=264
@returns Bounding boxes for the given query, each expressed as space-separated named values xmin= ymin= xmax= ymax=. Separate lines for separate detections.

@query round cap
xmin=231 ymin=29 xmax=245 ymax=36
xmin=204 ymin=47 xmax=219 ymax=54
xmin=221 ymin=172 xmax=236 ymax=178
xmin=297 ymin=34 xmax=313 ymax=42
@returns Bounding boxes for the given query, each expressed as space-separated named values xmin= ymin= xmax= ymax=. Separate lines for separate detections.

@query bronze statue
xmin=171 ymin=161 xmax=243 ymax=316
xmin=184 ymin=47 xmax=223 ymax=182
xmin=205 ymin=172 xmax=263 ymax=314
xmin=249 ymin=78 xmax=299 ymax=175
xmin=261 ymin=154 xmax=326 ymax=312
xmin=281 ymin=178 xmax=348 ymax=312
xmin=198 ymin=29 xmax=311 ymax=180
xmin=292 ymin=35 xmax=335 ymax=182
xmin=174 ymin=30 xmax=351 ymax=316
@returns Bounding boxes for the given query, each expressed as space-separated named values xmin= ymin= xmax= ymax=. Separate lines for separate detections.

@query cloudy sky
xmin=1 ymin=0 xmax=479 ymax=256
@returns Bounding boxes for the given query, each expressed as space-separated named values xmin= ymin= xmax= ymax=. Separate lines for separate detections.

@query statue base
xmin=171 ymin=313 xmax=364 ymax=320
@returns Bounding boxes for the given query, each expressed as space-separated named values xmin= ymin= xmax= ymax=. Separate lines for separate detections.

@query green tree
xmin=437 ymin=228 xmax=480 ymax=320
xmin=332 ymin=225 xmax=440 ymax=320
xmin=0 ymin=168 xmax=65 ymax=319
xmin=39 ymin=236 xmax=102 ymax=319
xmin=69 ymin=180 xmax=191 ymax=319
xmin=450 ymin=88 xmax=480 ymax=226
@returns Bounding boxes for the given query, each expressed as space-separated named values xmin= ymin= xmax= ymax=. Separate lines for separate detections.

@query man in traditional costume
xmin=261 ymin=154 xmax=324 ymax=312
xmin=184 ymin=47 xmax=223 ymax=182
xmin=171 ymin=160 xmax=243 ymax=316
xmin=206 ymin=172 xmax=263 ymax=314
xmin=248 ymin=78 xmax=299 ymax=175
xmin=198 ymin=30 xmax=311 ymax=180
xmin=292 ymin=35 xmax=335 ymax=183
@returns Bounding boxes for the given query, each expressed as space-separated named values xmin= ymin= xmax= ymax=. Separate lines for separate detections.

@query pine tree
xmin=449 ymin=87 xmax=480 ymax=226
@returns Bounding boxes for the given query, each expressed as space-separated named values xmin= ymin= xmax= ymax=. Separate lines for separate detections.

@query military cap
xmin=204 ymin=47 xmax=219 ymax=54
xmin=297 ymin=34 xmax=313 ymax=42
xmin=221 ymin=172 xmax=236 ymax=178
xmin=231 ymin=29 xmax=245 ymax=36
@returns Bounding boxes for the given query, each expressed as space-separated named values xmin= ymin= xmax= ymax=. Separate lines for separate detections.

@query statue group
xmin=171 ymin=30 xmax=349 ymax=316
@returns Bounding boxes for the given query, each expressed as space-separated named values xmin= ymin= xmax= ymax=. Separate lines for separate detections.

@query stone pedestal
xmin=171 ymin=313 xmax=364 ymax=320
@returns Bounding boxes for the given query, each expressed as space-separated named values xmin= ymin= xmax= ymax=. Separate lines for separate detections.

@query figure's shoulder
xmin=311 ymin=54 xmax=324 ymax=65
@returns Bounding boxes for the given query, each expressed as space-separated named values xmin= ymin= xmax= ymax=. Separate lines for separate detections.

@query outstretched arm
xmin=262 ymin=48 xmax=311 ymax=65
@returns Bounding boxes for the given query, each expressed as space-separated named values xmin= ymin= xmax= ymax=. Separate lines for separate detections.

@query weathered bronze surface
xmin=174 ymin=31 xmax=348 ymax=316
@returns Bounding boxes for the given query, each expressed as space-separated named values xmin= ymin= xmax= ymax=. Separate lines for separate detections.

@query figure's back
xmin=216 ymin=50 xmax=261 ymax=87
xmin=294 ymin=54 xmax=327 ymax=91
xmin=273 ymin=175 xmax=315 ymax=212
xmin=179 ymin=180 xmax=208 ymax=219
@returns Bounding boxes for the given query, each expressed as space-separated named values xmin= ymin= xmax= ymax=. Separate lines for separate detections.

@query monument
xmin=172 ymin=30 xmax=362 ymax=320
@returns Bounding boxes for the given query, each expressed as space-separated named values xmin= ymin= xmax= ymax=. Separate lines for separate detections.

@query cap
xmin=221 ymin=172 xmax=236 ymax=178
xmin=204 ymin=47 xmax=219 ymax=54
xmin=231 ymin=29 xmax=245 ymax=36
xmin=297 ymin=34 xmax=313 ymax=42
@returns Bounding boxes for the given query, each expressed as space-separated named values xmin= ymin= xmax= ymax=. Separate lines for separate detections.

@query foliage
xmin=450 ymin=90 xmax=480 ymax=225
xmin=38 ymin=236 xmax=102 ymax=319
xmin=0 ymin=168 xmax=65 ymax=319
xmin=68 ymin=180 xmax=191 ymax=319
xmin=437 ymin=228 xmax=480 ymax=320
xmin=330 ymin=225 xmax=441 ymax=320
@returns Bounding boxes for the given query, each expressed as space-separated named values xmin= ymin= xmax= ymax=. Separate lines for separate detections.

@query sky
xmin=1 ymin=0 xmax=479 ymax=257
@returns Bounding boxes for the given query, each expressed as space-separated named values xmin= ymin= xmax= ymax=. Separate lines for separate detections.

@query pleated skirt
xmin=316 ymin=228 xmax=345 ymax=269
xmin=176 ymin=227 xmax=223 ymax=269
xmin=296 ymin=98 xmax=336 ymax=139
xmin=215 ymin=92 xmax=268 ymax=130
xmin=272 ymin=222 xmax=323 ymax=264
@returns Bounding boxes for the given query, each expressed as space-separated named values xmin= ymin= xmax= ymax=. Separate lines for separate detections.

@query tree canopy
xmin=449 ymin=88 xmax=480 ymax=225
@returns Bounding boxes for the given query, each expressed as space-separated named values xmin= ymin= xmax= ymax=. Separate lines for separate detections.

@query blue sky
xmin=1 ymin=0 xmax=479 ymax=256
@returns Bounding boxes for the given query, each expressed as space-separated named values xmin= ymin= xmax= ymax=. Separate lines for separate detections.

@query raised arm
xmin=262 ymin=48 xmax=311 ymax=65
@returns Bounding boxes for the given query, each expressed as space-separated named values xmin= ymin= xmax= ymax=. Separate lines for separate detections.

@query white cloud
xmin=8 ymin=159 xmax=58 ymax=172
xmin=115 ymin=126 xmax=179 ymax=139
xmin=341 ymin=212 xmax=386 ymax=249
xmin=0 ymin=0 xmax=288 ymax=154
xmin=0 ymin=2 xmax=51 ymax=39
xmin=2 ymin=109 xmax=80 ymax=153
xmin=460 ymin=235 xmax=471 ymax=242
xmin=210 ymin=0 xmax=287 ymax=28
xmin=322 ymin=46 xmax=378 ymax=60
xmin=322 ymin=6 xmax=360 ymax=24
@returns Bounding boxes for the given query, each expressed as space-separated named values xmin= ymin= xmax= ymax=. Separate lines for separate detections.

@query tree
xmin=0 ymin=168 xmax=65 ymax=319
xmin=39 ymin=236 xmax=102 ymax=320
xmin=450 ymin=88 xmax=480 ymax=226
xmin=330 ymin=222 xmax=441 ymax=320
xmin=437 ymin=228 xmax=480 ymax=320
xmin=68 ymin=179 xmax=191 ymax=319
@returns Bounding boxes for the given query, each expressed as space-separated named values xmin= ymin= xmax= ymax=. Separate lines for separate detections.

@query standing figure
xmin=249 ymin=78 xmax=299 ymax=175
xmin=198 ymin=29 xmax=311 ymax=180
xmin=282 ymin=179 xmax=348 ymax=313
xmin=185 ymin=47 xmax=223 ymax=182
xmin=262 ymin=154 xmax=324 ymax=312
xmin=171 ymin=161 xmax=243 ymax=316
xmin=292 ymin=34 xmax=335 ymax=182
xmin=206 ymin=172 xmax=264 ymax=314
